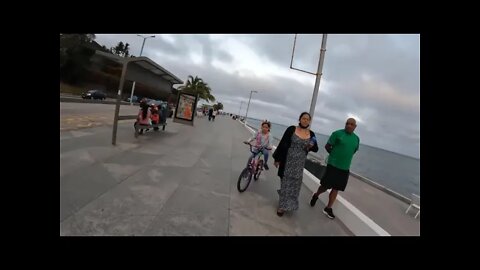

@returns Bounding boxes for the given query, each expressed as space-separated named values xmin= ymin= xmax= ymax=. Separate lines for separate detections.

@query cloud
xmin=94 ymin=34 xmax=420 ymax=158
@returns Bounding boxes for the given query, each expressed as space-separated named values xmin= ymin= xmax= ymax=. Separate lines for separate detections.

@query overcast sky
xmin=94 ymin=34 xmax=420 ymax=159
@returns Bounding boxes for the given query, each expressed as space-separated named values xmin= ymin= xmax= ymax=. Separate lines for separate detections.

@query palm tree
xmin=178 ymin=75 xmax=216 ymax=102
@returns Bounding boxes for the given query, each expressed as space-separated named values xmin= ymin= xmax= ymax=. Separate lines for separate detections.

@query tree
xmin=213 ymin=102 xmax=223 ymax=111
xmin=60 ymin=34 xmax=96 ymax=68
xmin=111 ymin=42 xmax=130 ymax=57
xmin=60 ymin=34 xmax=97 ymax=83
xmin=60 ymin=34 xmax=96 ymax=48
xmin=111 ymin=42 xmax=123 ymax=55
xmin=177 ymin=75 xmax=216 ymax=103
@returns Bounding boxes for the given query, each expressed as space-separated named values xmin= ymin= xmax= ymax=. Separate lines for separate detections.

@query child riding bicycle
xmin=244 ymin=121 xmax=273 ymax=170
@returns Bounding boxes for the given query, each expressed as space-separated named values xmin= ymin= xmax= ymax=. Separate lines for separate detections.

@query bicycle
xmin=237 ymin=142 xmax=271 ymax=192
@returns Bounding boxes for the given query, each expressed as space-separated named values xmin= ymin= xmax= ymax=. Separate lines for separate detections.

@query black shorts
xmin=320 ymin=164 xmax=350 ymax=191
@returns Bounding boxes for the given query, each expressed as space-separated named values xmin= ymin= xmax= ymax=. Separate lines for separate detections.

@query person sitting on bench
xmin=150 ymin=105 xmax=160 ymax=131
xmin=136 ymin=101 xmax=151 ymax=135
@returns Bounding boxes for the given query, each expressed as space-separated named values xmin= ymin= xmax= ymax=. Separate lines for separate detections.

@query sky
xmin=94 ymin=34 xmax=420 ymax=159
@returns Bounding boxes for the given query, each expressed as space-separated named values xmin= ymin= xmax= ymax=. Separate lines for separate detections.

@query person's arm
xmin=354 ymin=137 xmax=360 ymax=153
xmin=273 ymin=129 xmax=287 ymax=161
xmin=244 ymin=131 xmax=258 ymax=144
xmin=266 ymin=134 xmax=273 ymax=150
xmin=273 ymin=126 xmax=294 ymax=166
xmin=325 ymin=131 xmax=337 ymax=153
xmin=325 ymin=143 xmax=333 ymax=153
xmin=308 ymin=133 xmax=319 ymax=153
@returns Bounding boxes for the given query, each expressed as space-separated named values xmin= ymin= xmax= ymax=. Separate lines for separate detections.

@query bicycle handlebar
xmin=244 ymin=141 xmax=271 ymax=153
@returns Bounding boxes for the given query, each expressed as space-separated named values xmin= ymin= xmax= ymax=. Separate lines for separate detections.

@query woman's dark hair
xmin=299 ymin=112 xmax=311 ymax=121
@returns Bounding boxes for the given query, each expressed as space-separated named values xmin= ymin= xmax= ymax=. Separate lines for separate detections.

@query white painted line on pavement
xmin=303 ymin=169 xmax=391 ymax=236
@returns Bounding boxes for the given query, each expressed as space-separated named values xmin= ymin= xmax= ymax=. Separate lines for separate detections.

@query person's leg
xmin=247 ymin=152 xmax=256 ymax=167
xmin=323 ymin=190 xmax=338 ymax=219
xmin=327 ymin=189 xmax=338 ymax=208
xmin=314 ymin=165 xmax=333 ymax=197
xmin=310 ymin=185 xmax=328 ymax=207
xmin=314 ymin=185 xmax=328 ymax=196
xmin=277 ymin=177 xmax=288 ymax=216
xmin=324 ymin=171 xmax=348 ymax=215
xmin=263 ymin=150 xmax=269 ymax=164
xmin=263 ymin=150 xmax=269 ymax=170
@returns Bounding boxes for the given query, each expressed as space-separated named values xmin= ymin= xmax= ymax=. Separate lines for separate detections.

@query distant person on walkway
xmin=244 ymin=121 xmax=273 ymax=170
xmin=310 ymin=118 xmax=360 ymax=219
xmin=212 ymin=109 xmax=217 ymax=121
xmin=273 ymin=112 xmax=319 ymax=217
xmin=208 ymin=108 xmax=214 ymax=121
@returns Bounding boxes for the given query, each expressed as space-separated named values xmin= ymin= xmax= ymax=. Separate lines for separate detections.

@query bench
xmin=133 ymin=105 xmax=170 ymax=138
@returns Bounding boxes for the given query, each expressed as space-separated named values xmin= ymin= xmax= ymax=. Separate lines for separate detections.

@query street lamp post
xmin=130 ymin=34 xmax=155 ymax=105
xmin=309 ymin=34 xmax=328 ymax=121
xmin=289 ymin=34 xmax=328 ymax=126
xmin=244 ymin=90 xmax=258 ymax=126
xmin=238 ymin=101 xmax=245 ymax=116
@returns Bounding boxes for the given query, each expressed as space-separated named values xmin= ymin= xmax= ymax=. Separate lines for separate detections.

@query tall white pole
xmin=309 ymin=34 xmax=328 ymax=122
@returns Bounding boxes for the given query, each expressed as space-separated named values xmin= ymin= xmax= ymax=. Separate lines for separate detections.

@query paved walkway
xmin=60 ymin=114 xmax=352 ymax=236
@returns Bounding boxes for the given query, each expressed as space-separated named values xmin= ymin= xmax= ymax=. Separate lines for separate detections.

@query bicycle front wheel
xmin=237 ymin=167 xmax=252 ymax=192
xmin=254 ymin=160 xmax=263 ymax=180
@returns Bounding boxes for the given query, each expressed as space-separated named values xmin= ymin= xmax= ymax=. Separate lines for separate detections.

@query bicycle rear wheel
xmin=237 ymin=167 xmax=252 ymax=192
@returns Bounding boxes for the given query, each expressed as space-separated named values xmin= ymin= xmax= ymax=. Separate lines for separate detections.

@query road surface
xmin=60 ymin=102 xmax=139 ymax=131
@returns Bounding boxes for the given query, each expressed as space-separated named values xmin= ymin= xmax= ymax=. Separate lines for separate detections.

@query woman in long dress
xmin=272 ymin=112 xmax=319 ymax=216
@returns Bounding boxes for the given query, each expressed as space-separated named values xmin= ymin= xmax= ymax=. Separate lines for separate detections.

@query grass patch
xmin=60 ymin=82 xmax=85 ymax=95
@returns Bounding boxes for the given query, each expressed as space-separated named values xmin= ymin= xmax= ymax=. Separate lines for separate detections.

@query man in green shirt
xmin=310 ymin=118 xmax=360 ymax=219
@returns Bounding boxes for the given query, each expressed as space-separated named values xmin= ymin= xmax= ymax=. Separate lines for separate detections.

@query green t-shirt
xmin=327 ymin=129 xmax=360 ymax=170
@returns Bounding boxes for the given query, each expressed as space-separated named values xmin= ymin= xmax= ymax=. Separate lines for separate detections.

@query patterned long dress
xmin=278 ymin=133 xmax=309 ymax=211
